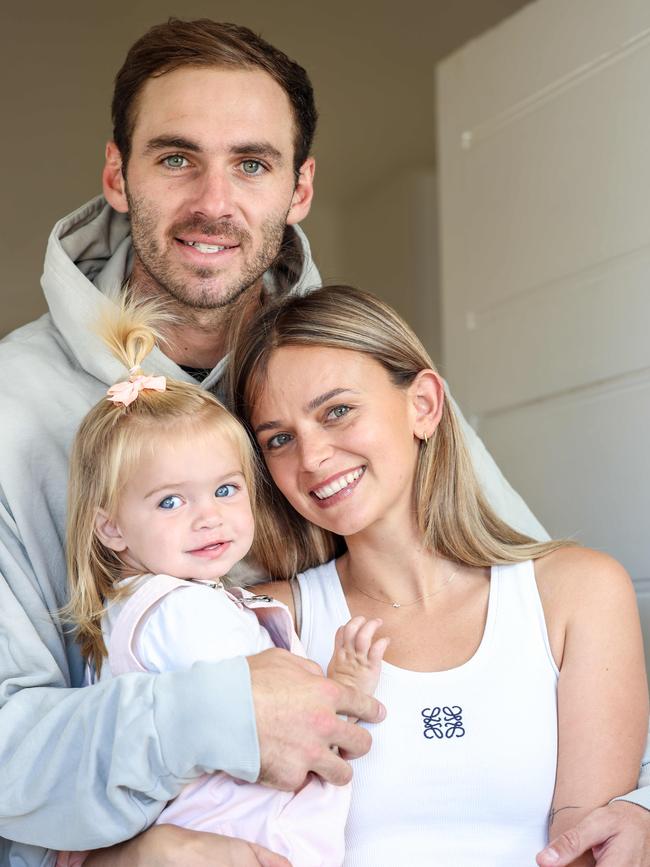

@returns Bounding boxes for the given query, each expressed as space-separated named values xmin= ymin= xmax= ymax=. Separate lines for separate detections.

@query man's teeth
xmin=314 ymin=468 xmax=364 ymax=500
xmin=185 ymin=241 xmax=229 ymax=253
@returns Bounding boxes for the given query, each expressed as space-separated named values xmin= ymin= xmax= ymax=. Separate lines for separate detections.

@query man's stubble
xmin=126 ymin=190 xmax=290 ymax=314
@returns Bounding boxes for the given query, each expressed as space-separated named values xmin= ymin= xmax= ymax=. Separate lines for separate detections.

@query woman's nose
xmin=298 ymin=431 xmax=333 ymax=471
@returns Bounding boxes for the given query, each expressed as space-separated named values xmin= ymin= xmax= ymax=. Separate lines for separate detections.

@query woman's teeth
xmin=313 ymin=467 xmax=365 ymax=500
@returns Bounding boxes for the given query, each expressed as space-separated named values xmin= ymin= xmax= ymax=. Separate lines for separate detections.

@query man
xmin=0 ymin=17 xmax=645 ymax=867
xmin=0 ymin=21 xmax=381 ymax=867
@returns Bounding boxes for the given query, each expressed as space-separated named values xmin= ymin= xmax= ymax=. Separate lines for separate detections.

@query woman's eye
xmin=241 ymin=159 xmax=264 ymax=175
xmin=328 ymin=405 xmax=351 ymax=420
xmin=266 ymin=432 xmax=292 ymax=450
xmin=163 ymin=154 xmax=188 ymax=169
xmin=158 ymin=495 xmax=182 ymax=510
xmin=215 ymin=484 xmax=237 ymax=498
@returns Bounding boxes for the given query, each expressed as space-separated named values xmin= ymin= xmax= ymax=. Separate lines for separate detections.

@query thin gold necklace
xmin=347 ymin=567 xmax=459 ymax=609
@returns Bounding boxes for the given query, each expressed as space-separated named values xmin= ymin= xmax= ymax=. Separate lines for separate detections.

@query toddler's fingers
xmin=353 ymin=618 xmax=383 ymax=656
xmin=369 ymin=636 xmax=390 ymax=665
xmin=334 ymin=614 xmax=366 ymax=653
xmin=332 ymin=624 xmax=346 ymax=654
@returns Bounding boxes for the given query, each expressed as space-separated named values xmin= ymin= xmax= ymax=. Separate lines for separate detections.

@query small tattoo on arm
xmin=549 ymin=805 xmax=582 ymax=826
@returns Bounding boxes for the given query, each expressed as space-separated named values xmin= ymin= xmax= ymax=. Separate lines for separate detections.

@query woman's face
xmin=251 ymin=345 xmax=425 ymax=539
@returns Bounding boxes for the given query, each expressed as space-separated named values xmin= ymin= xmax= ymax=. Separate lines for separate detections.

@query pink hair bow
xmin=106 ymin=374 xmax=167 ymax=407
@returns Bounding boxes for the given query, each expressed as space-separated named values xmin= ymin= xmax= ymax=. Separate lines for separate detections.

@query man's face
xmin=104 ymin=66 xmax=314 ymax=310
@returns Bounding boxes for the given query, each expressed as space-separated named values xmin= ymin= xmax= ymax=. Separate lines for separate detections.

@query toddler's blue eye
xmin=158 ymin=495 xmax=182 ymax=510
xmin=215 ymin=484 xmax=237 ymax=498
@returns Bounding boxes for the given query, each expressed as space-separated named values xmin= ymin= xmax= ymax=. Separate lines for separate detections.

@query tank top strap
xmin=108 ymin=574 xmax=190 ymax=676
xmin=491 ymin=560 xmax=559 ymax=676
xmin=297 ymin=560 xmax=350 ymax=674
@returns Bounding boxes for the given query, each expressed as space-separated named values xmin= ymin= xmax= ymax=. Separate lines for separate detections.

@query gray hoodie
xmin=0 ymin=196 xmax=320 ymax=865
xmin=0 ymin=195 xmax=557 ymax=865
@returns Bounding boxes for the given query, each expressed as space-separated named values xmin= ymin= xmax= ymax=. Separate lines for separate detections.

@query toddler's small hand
xmin=327 ymin=616 xmax=389 ymax=699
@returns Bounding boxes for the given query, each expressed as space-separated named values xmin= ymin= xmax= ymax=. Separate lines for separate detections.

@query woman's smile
xmin=252 ymin=345 xmax=421 ymax=538
xmin=310 ymin=465 xmax=366 ymax=504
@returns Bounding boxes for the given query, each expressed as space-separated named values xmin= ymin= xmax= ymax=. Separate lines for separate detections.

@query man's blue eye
xmin=159 ymin=495 xmax=182 ymax=510
xmin=163 ymin=155 xmax=187 ymax=169
xmin=215 ymin=484 xmax=237 ymax=498
xmin=241 ymin=160 xmax=263 ymax=175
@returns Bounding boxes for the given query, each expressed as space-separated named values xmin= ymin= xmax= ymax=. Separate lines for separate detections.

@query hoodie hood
xmin=40 ymin=196 xmax=320 ymax=391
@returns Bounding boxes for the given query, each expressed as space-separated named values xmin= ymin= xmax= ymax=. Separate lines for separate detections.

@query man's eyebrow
xmin=230 ymin=142 xmax=284 ymax=163
xmin=143 ymin=136 xmax=201 ymax=154
xmin=254 ymin=388 xmax=358 ymax=435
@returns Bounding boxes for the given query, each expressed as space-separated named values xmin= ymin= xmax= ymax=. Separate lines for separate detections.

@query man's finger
xmin=537 ymin=808 xmax=610 ymax=866
xmin=309 ymin=747 xmax=355 ymax=786
xmin=250 ymin=841 xmax=292 ymax=867
xmin=329 ymin=716 xmax=373 ymax=764
xmin=334 ymin=683 xmax=386 ymax=727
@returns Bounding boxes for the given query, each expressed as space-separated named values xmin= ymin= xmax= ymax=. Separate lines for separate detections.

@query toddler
xmin=58 ymin=300 xmax=387 ymax=866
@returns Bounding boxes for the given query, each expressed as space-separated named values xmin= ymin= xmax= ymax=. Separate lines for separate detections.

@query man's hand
xmin=536 ymin=801 xmax=650 ymax=866
xmin=248 ymin=647 xmax=386 ymax=790
xmin=85 ymin=824 xmax=291 ymax=866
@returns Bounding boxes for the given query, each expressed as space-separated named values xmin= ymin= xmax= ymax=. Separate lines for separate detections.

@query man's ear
xmin=102 ymin=141 xmax=129 ymax=213
xmin=408 ymin=370 xmax=445 ymax=442
xmin=286 ymin=157 xmax=315 ymax=225
xmin=95 ymin=509 xmax=127 ymax=552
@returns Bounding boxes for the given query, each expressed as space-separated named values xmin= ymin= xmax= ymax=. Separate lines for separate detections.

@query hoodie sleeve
xmin=0 ymin=514 xmax=259 ymax=852
xmin=612 ymin=724 xmax=650 ymax=809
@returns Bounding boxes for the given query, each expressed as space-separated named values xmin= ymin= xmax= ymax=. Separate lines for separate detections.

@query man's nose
xmin=188 ymin=165 xmax=235 ymax=222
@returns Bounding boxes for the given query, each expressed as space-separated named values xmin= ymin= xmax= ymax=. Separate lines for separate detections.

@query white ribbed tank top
xmin=298 ymin=559 xmax=558 ymax=867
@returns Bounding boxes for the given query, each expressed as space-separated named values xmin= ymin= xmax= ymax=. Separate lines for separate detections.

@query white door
xmin=437 ymin=0 xmax=650 ymax=654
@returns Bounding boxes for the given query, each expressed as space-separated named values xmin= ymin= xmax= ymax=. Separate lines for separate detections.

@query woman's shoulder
xmin=535 ymin=544 xmax=631 ymax=589
xmin=534 ymin=544 xmax=636 ymax=621
xmin=255 ymin=578 xmax=293 ymax=610
xmin=532 ymin=546 xmax=640 ymax=671
xmin=255 ymin=559 xmax=339 ymax=618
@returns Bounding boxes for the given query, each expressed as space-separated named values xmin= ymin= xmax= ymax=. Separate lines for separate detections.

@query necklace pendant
xmin=392 ymin=601 xmax=401 ymax=608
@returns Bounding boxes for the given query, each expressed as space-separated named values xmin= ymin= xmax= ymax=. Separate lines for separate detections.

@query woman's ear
xmin=408 ymin=370 xmax=445 ymax=442
xmin=95 ymin=509 xmax=127 ymax=552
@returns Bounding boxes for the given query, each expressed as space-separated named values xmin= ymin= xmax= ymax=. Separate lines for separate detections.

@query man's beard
xmin=126 ymin=191 xmax=288 ymax=310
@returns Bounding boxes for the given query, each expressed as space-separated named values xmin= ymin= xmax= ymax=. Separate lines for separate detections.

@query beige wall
xmin=0 ymin=0 xmax=531 ymax=353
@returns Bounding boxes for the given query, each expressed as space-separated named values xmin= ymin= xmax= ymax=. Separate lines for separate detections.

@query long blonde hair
xmin=66 ymin=295 xmax=257 ymax=672
xmin=227 ymin=285 xmax=566 ymax=579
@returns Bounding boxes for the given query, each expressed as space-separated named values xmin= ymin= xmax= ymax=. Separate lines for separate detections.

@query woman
xmin=228 ymin=285 xmax=649 ymax=866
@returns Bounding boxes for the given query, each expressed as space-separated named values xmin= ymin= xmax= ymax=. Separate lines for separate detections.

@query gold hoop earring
xmin=423 ymin=432 xmax=428 ymax=445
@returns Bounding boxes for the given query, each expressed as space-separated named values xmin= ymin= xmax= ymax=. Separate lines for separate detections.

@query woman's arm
xmin=537 ymin=547 xmax=649 ymax=865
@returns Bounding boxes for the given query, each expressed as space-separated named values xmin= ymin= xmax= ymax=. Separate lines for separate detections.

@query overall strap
xmin=289 ymin=575 xmax=303 ymax=637
xmin=108 ymin=575 xmax=189 ymax=676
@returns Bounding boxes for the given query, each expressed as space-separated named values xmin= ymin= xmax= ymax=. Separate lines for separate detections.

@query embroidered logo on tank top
xmin=421 ymin=706 xmax=465 ymax=739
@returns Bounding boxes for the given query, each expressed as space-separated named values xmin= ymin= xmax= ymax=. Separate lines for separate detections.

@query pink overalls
xmin=57 ymin=575 xmax=350 ymax=866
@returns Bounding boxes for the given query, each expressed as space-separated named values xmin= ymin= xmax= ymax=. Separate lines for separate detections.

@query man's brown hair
xmin=112 ymin=18 xmax=317 ymax=174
